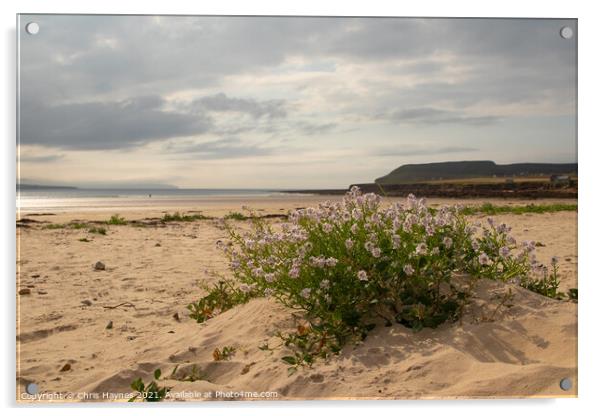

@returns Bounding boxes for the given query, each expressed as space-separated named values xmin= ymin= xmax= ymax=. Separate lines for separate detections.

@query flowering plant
xmin=210 ymin=187 xmax=554 ymax=365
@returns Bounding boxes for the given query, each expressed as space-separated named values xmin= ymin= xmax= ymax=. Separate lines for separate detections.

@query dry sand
xmin=16 ymin=196 xmax=577 ymax=401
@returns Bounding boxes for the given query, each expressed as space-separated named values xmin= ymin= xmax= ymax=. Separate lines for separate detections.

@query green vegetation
xmin=43 ymin=222 xmax=86 ymax=230
xmin=129 ymin=369 xmax=170 ymax=402
xmin=213 ymin=346 xmax=236 ymax=361
xmin=460 ymin=202 xmax=577 ymax=216
xmin=44 ymin=222 xmax=107 ymax=235
xmin=107 ymin=214 xmax=128 ymax=225
xmin=170 ymin=364 xmax=206 ymax=382
xmin=161 ymin=212 xmax=210 ymax=222
xmin=223 ymin=212 xmax=247 ymax=221
xmin=189 ymin=188 xmax=573 ymax=370
xmin=43 ymin=223 xmax=66 ymax=230
xmin=187 ymin=279 xmax=255 ymax=323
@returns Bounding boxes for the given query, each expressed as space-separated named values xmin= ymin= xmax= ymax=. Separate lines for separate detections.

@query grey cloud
xmin=191 ymin=93 xmax=287 ymax=119
xmin=20 ymin=95 xmax=213 ymax=150
xmin=19 ymin=16 xmax=575 ymax=108
xmin=164 ymin=137 xmax=274 ymax=159
xmin=379 ymin=107 xmax=499 ymax=126
xmin=295 ymin=121 xmax=338 ymax=136
xmin=18 ymin=154 xmax=65 ymax=163
xmin=17 ymin=15 xmax=575 ymax=158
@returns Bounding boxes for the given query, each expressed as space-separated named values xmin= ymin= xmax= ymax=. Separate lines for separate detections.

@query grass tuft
xmin=107 ymin=214 xmax=128 ymax=225
xmin=460 ymin=202 xmax=577 ymax=216
xmin=223 ymin=212 xmax=247 ymax=221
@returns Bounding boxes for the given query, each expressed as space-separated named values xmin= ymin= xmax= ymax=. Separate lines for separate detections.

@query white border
xmin=2 ymin=1 xmax=601 ymax=415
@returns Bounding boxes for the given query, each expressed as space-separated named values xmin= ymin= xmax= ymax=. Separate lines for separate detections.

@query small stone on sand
xmin=106 ymin=321 xmax=113 ymax=329
xmin=18 ymin=288 xmax=31 ymax=295
xmin=60 ymin=363 xmax=71 ymax=372
xmin=94 ymin=261 xmax=106 ymax=271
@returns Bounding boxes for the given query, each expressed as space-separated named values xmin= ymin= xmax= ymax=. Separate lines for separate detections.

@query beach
xmin=16 ymin=194 xmax=578 ymax=401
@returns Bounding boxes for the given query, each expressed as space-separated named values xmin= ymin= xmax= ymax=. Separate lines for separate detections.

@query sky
xmin=18 ymin=15 xmax=577 ymax=189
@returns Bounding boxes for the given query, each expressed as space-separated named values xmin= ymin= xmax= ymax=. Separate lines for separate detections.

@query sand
xmin=16 ymin=196 xmax=577 ymax=401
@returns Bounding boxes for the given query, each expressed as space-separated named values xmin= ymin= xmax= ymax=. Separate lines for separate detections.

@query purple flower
xmin=345 ymin=238 xmax=354 ymax=250
xmin=300 ymin=288 xmax=311 ymax=299
xmin=320 ymin=279 xmax=330 ymax=289
xmin=443 ymin=237 xmax=453 ymax=249
xmin=357 ymin=270 xmax=368 ymax=281
xmin=478 ymin=252 xmax=491 ymax=266
xmin=371 ymin=247 xmax=381 ymax=258
xmin=415 ymin=243 xmax=428 ymax=256
xmin=499 ymin=246 xmax=511 ymax=259
xmin=325 ymin=257 xmax=338 ymax=267
xmin=403 ymin=264 xmax=414 ymax=276
xmin=289 ymin=266 xmax=300 ymax=279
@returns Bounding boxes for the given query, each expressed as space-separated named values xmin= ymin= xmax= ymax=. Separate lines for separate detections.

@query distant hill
xmin=375 ymin=161 xmax=577 ymax=184
xmin=17 ymin=184 xmax=78 ymax=190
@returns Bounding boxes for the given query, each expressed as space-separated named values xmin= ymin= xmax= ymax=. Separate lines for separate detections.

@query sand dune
xmin=16 ymin=198 xmax=577 ymax=401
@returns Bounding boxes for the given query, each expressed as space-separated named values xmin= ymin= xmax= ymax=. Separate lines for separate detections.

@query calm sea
xmin=16 ymin=188 xmax=304 ymax=213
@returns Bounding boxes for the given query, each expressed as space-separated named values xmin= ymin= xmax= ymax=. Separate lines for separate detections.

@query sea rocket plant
xmin=187 ymin=187 xmax=570 ymax=367
xmin=223 ymin=187 xmax=547 ymax=343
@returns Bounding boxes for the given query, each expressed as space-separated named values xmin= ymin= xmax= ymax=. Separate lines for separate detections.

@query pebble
xmin=18 ymin=288 xmax=31 ymax=295
xmin=94 ymin=261 xmax=106 ymax=271
xmin=60 ymin=363 xmax=71 ymax=372
xmin=81 ymin=300 xmax=92 ymax=306
xmin=106 ymin=321 xmax=113 ymax=329
xmin=172 ymin=312 xmax=180 ymax=322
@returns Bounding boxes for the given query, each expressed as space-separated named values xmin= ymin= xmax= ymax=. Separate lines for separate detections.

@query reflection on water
xmin=17 ymin=189 xmax=309 ymax=213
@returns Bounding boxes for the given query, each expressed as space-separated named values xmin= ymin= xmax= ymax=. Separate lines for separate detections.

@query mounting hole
xmin=559 ymin=377 xmax=573 ymax=391
xmin=25 ymin=22 xmax=40 ymax=35
xmin=25 ymin=383 xmax=38 ymax=395
xmin=560 ymin=26 xmax=573 ymax=39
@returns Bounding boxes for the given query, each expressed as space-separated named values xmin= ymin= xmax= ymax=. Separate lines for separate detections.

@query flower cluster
xmin=221 ymin=187 xmax=557 ymax=356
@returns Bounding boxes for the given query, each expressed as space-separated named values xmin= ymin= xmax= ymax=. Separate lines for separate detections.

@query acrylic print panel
xmin=16 ymin=15 xmax=577 ymax=402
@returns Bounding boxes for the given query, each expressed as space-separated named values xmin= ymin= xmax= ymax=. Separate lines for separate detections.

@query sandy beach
xmin=16 ymin=195 xmax=577 ymax=401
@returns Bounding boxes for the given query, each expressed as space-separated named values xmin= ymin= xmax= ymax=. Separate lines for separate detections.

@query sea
xmin=16 ymin=188 xmax=310 ymax=213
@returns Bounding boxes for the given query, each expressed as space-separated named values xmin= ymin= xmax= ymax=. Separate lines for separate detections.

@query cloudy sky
xmin=18 ymin=15 xmax=576 ymax=189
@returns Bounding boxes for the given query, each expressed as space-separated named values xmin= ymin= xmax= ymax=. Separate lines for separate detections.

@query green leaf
xmin=287 ymin=366 xmax=298 ymax=377
xmin=130 ymin=378 xmax=144 ymax=392
xmin=154 ymin=368 xmax=162 ymax=380
xmin=281 ymin=356 xmax=297 ymax=365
